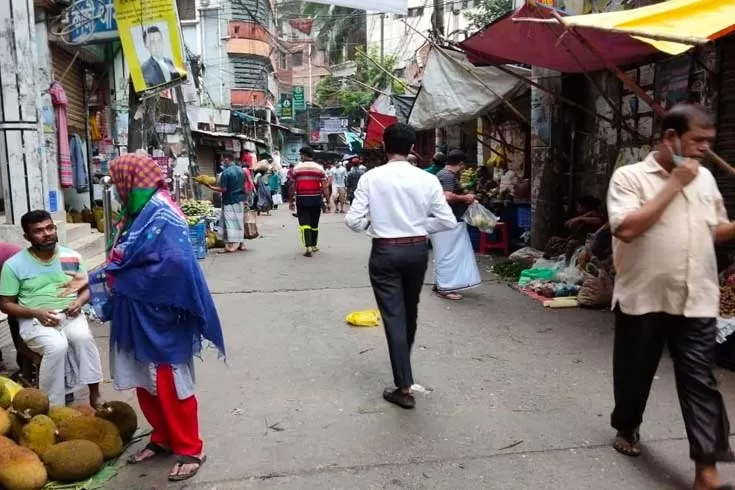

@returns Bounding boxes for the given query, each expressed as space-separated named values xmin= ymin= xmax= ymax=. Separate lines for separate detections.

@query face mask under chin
xmin=33 ymin=241 xmax=57 ymax=253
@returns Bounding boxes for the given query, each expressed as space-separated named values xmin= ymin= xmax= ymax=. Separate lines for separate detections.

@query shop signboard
xmin=67 ymin=0 xmax=119 ymax=44
xmin=293 ymin=86 xmax=306 ymax=111
xmin=320 ymin=117 xmax=349 ymax=134
xmin=115 ymin=0 xmax=188 ymax=95
xmin=279 ymin=93 xmax=294 ymax=121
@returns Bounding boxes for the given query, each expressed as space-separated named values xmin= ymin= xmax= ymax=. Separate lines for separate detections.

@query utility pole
xmin=432 ymin=0 xmax=444 ymax=39
xmin=126 ymin=81 xmax=156 ymax=154
xmin=380 ymin=13 xmax=385 ymax=64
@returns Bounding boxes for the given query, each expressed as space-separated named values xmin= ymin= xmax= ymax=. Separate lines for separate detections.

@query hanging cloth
xmin=70 ymin=134 xmax=89 ymax=192
xmin=49 ymin=82 xmax=73 ymax=188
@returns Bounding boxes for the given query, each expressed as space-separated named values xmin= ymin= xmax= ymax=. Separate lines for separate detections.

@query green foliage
xmin=314 ymin=46 xmax=405 ymax=120
xmin=465 ymin=0 xmax=514 ymax=30
xmin=300 ymin=3 xmax=366 ymax=65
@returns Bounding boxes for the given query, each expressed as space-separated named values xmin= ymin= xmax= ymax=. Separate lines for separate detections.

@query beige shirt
xmin=607 ymin=152 xmax=728 ymax=318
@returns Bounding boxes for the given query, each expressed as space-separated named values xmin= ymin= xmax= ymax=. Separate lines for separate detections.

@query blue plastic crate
xmin=517 ymin=205 xmax=532 ymax=231
xmin=188 ymin=222 xmax=207 ymax=260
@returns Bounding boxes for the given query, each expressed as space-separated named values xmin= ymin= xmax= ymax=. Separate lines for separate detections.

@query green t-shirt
xmin=0 ymin=247 xmax=86 ymax=311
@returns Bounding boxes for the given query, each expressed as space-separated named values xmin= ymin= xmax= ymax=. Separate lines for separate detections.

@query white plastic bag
xmin=273 ymin=193 xmax=283 ymax=206
xmin=430 ymin=222 xmax=482 ymax=293
xmin=462 ymin=202 xmax=498 ymax=234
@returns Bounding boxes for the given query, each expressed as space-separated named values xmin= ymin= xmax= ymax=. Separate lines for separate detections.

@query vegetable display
xmin=721 ymin=284 xmax=735 ymax=317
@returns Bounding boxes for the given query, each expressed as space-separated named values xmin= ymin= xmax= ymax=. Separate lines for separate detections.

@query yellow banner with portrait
xmin=115 ymin=0 xmax=188 ymax=94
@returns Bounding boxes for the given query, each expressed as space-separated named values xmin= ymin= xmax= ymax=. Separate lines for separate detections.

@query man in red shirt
xmin=290 ymin=147 xmax=326 ymax=257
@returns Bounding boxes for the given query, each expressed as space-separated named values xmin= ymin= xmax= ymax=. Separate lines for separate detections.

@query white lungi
xmin=19 ymin=313 xmax=103 ymax=406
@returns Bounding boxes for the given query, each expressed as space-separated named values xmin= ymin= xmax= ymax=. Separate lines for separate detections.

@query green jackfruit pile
xmin=0 ymin=388 xmax=138 ymax=489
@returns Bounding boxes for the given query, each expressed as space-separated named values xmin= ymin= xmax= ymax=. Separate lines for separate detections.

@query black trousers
xmin=297 ymin=205 xmax=321 ymax=248
xmin=369 ymin=241 xmax=429 ymax=388
xmin=612 ymin=309 xmax=734 ymax=463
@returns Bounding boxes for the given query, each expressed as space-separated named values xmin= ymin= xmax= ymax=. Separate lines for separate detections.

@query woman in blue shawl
xmin=94 ymin=153 xmax=225 ymax=482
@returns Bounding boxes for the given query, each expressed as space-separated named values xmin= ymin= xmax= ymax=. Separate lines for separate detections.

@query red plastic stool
xmin=478 ymin=222 xmax=509 ymax=255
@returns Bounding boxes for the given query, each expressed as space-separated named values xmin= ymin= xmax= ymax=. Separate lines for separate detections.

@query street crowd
xmin=0 ymin=102 xmax=733 ymax=489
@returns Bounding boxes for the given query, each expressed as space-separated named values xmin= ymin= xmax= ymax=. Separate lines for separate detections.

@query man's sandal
xmin=168 ymin=455 xmax=207 ymax=482
xmin=127 ymin=442 xmax=171 ymax=465
xmin=613 ymin=430 xmax=641 ymax=457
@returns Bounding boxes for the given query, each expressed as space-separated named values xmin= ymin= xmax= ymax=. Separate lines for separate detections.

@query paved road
xmin=108 ymin=209 xmax=735 ymax=490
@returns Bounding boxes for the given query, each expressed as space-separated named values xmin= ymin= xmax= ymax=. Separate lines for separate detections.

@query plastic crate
xmin=517 ymin=205 xmax=532 ymax=231
xmin=188 ymin=221 xmax=207 ymax=260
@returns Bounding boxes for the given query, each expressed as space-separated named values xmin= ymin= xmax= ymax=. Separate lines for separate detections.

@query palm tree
xmin=300 ymin=3 xmax=366 ymax=65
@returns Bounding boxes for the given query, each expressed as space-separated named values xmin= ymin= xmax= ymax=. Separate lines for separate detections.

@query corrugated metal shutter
xmin=51 ymin=46 xmax=86 ymax=134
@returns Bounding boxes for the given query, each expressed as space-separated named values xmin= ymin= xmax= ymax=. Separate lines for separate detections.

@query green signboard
xmin=279 ymin=93 xmax=293 ymax=121
xmin=293 ymin=86 xmax=306 ymax=111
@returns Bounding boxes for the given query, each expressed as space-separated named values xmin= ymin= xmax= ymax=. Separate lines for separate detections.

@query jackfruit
xmin=0 ymin=442 xmax=48 ymax=490
xmin=7 ymin=409 xmax=31 ymax=442
xmin=95 ymin=401 xmax=138 ymax=442
xmin=11 ymin=389 xmax=48 ymax=417
xmin=0 ymin=382 xmax=10 ymax=409
xmin=19 ymin=415 xmax=55 ymax=458
xmin=0 ymin=408 xmax=10 ymax=436
xmin=56 ymin=415 xmax=123 ymax=460
xmin=48 ymin=406 xmax=82 ymax=426
xmin=69 ymin=404 xmax=96 ymax=417
xmin=43 ymin=440 xmax=104 ymax=483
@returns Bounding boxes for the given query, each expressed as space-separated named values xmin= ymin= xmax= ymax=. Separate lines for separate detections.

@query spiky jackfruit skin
xmin=56 ymin=416 xmax=123 ymax=460
xmin=68 ymin=404 xmax=96 ymax=417
xmin=0 ymin=383 xmax=11 ymax=409
xmin=0 ymin=408 xmax=10 ymax=436
xmin=43 ymin=440 xmax=104 ymax=483
xmin=47 ymin=407 xmax=82 ymax=426
xmin=0 ymin=442 xmax=48 ymax=490
xmin=95 ymin=401 xmax=138 ymax=442
xmin=19 ymin=415 xmax=55 ymax=458
xmin=10 ymin=389 xmax=48 ymax=417
xmin=7 ymin=410 xmax=29 ymax=442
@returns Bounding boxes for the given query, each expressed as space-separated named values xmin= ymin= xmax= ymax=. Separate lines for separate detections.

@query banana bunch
xmin=181 ymin=200 xmax=215 ymax=219
xmin=460 ymin=168 xmax=477 ymax=190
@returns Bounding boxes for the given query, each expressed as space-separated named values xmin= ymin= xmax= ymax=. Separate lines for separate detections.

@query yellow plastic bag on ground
xmin=345 ymin=309 xmax=381 ymax=327
xmin=0 ymin=376 xmax=22 ymax=400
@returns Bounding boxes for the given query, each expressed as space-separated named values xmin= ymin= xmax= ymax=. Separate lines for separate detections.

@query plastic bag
xmin=518 ymin=268 xmax=556 ymax=287
xmin=508 ymin=247 xmax=544 ymax=268
xmin=244 ymin=210 xmax=259 ymax=240
xmin=462 ymin=202 xmax=498 ymax=234
xmin=273 ymin=193 xmax=283 ymax=206
xmin=430 ymin=222 xmax=482 ymax=293
xmin=345 ymin=309 xmax=381 ymax=327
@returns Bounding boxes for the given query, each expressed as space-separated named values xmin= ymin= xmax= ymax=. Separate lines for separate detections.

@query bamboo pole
xmin=511 ymin=17 xmax=710 ymax=47
xmin=545 ymin=10 xmax=735 ymax=176
xmin=349 ymin=78 xmax=392 ymax=97
xmin=356 ymin=50 xmax=417 ymax=93
xmin=400 ymin=19 xmax=529 ymax=126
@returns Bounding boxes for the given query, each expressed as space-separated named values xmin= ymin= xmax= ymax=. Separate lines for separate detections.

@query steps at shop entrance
xmin=66 ymin=223 xmax=106 ymax=270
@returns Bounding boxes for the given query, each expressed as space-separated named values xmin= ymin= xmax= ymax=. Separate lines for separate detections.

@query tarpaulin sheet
xmin=459 ymin=3 xmax=658 ymax=73
xmin=307 ymin=1 xmax=407 ymax=14
xmin=556 ymin=0 xmax=735 ymax=56
xmin=408 ymin=47 xmax=528 ymax=130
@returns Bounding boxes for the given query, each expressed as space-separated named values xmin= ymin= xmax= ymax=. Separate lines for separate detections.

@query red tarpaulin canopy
xmin=459 ymin=3 xmax=659 ymax=73
xmin=364 ymin=112 xmax=397 ymax=149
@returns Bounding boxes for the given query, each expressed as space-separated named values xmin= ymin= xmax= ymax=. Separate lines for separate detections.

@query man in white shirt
xmin=331 ymin=163 xmax=348 ymax=213
xmin=346 ymin=123 xmax=457 ymax=409
xmin=607 ymin=104 xmax=735 ymax=490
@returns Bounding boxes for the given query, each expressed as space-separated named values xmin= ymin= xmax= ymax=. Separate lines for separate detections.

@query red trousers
xmin=136 ymin=365 xmax=203 ymax=456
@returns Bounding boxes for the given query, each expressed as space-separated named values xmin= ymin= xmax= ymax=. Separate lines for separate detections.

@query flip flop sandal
xmin=127 ymin=442 xmax=171 ymax=465
xmin=441 ymin=292 xmax=463 ymax=301
xmin=613 ymin=431 xmax=641 ymax=457
xmin=168 ymin=455 xmax=207 ymax=482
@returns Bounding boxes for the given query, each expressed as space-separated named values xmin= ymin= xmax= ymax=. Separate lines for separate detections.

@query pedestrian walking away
xmin=98 ymin=153 xmax=225 ymax=483
xmin=205 ymin=151 xmax=246 ymax=252
xmin=291 ymin=147 xmax=327 ymax=257
xmin=331 ymin=162 xmax=348 ymax=213
xmin=346 ymin=123 xmax=456 ymax=409
xmin=607 ymin=103 xmax=735 ymax=490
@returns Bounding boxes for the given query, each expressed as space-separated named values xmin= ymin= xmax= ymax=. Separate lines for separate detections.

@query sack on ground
xmin=346 ymin=309 xmax=381 ymax=327
xmin=273 ymin=193 xmax=283 ymax=206
xmin=462 ymin=202 xmax=498 ymax=234
xmin=577 ymin=270 xmax=614 ymax=308
xmin=431 ymin=222 xmax=482 ymax=293
xmin=508 ymin=247 xmax=544 ymax=268
xmin=244 ymin=210 xmax=259 ymax=239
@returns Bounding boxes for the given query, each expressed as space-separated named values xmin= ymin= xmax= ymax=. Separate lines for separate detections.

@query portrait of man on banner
xmin=136 ymin=23 xmax=183 ymax=87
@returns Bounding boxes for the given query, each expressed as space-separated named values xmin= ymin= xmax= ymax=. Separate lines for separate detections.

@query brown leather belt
xmin=373 ymin=236 xmax=427 ymax=246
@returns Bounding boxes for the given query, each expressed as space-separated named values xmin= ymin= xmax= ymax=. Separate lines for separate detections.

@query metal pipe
xmin=173 ymin=174 xmax=182 ymax=202
xmin=101 ymin=176 xmax=113 ymax=247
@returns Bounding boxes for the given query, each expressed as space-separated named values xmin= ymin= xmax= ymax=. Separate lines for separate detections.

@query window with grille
xmin=177 ymin=0 xmax=196 ymax=21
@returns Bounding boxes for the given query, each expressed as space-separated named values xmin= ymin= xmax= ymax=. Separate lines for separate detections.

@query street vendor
xmin=204 ymin=151 xmax=246 ymax=253
xmin=544 ymin=195 xmax=606 ymax=259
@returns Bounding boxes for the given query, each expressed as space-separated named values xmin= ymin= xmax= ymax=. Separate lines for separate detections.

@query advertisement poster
xmin=279 ymin=93 xmax=294 ymax=121
xmin=114 ymin=0 xmax=188 ymax=94
xmin=67 ymin=0 xmax=118 ymax=44
xmin=293 ymin=86 xmax=306 ymax=111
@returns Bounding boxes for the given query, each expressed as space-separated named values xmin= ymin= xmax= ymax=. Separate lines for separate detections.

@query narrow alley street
xmin=109 ymin=208 xmax=735 ymax=490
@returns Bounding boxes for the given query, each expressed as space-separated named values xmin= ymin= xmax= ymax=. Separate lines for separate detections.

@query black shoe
xmin=383 ymin=388 xmax=415 ymax=409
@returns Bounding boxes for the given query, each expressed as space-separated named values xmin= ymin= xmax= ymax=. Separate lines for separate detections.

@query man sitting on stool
xmin=0 ymin=210 xmax=103 ymax=408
